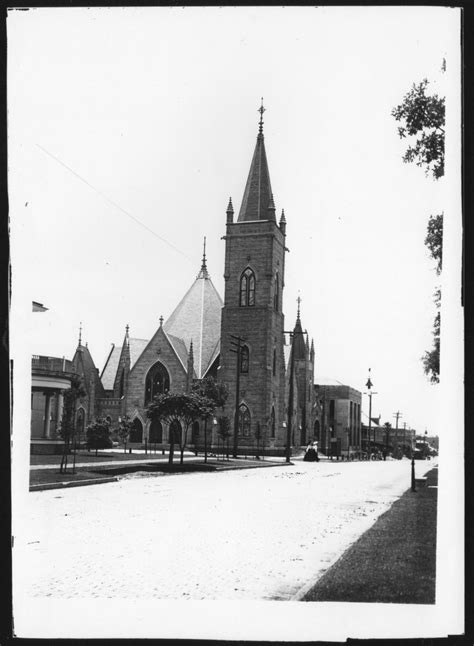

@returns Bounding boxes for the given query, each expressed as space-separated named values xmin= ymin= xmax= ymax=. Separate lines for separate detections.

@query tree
xmin=422 ymin=290 xmax=441 ymax=384
xmin=86 ymin=418 xmax=112 ymax=456
xmin=191 ymin=377 xmax=229 ymax=463
xmin=117 ymin=415 xmax=132 ymax=454
xmin=147 ymin=392 xmax=214 ymax=466
xmin=59 ymin=374 xmax=86 ymax=473
xmin=392 ymin=78 xmax=445 ymax=180
xmin=392 ymin=73 xmax=445 ymax=384
xmin=217 ymin=415 xmax=231 ymax=460
xmin=425 ymin=213 xmax=443 ymax=275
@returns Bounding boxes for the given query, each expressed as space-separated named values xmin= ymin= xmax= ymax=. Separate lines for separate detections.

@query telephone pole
xmin=229 ymin=334 xmax=245 ymax=458
xmin=393 ymin=410 xmax=402 ymax=458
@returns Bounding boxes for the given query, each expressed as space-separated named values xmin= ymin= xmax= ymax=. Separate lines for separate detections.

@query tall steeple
xmin=238 ymin=99 xmax=275 ymax=223
xmin=292 ymin=296 xmax=307 ymax=361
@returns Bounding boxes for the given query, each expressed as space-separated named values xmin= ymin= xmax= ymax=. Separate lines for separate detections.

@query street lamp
xmin=363 ymin=369 xmax=377 ymax=460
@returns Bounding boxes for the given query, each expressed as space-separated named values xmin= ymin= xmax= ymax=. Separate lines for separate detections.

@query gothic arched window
xmin=270 ymin=406 xmax=276 ymax=438
xmin=240 ymin=345 xmax=249 ymax=374
xmin=238 ymin=404 xmax=251 ymax=437
xmin=274 ymin=272 xmax=279 ymax=311
xmin=145 ymin=362 xmax=170 ymax=405
xmin=239 ymin=268 xmax=256 ymax=307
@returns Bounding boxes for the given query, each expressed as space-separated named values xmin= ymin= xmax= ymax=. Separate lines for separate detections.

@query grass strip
xmin=302 ymin=467 xmax=438 ymax=604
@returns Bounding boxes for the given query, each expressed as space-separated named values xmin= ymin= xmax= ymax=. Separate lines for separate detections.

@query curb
xmin=30 ymin=476 xmax=119 ymax=492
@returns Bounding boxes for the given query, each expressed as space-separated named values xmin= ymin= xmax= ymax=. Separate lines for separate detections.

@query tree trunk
xmin=95 ymin=447 xmax=98 ymax=457
xmin=204 ymin=418 xmax=208 ymax=463
xmin=168 ymin=440 xmax=175 ymax=465
xmin=180 ymin=447 xmax=184 ymax=465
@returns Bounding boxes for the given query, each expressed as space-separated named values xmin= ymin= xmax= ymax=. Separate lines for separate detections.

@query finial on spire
xmin=125 ymin=324 xmax=129 ymax=335
xmin=159 ymin=315 xmax=164 ymax=327
xmin=258 ymin=97 xmax=265 ymax=135
xmin=201 ymin=236 xmax=207 ymax=272
xmin=78 ymin=321 xmax=82 ymax=347
xmin=297 ymin=293 xmax=301 ymax=321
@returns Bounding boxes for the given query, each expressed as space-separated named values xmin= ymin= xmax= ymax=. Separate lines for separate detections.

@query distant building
xmin=313 ymin=379 xmax=362 ymax=457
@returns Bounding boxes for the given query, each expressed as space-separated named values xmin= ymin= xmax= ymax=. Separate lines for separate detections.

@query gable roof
xmin=163 ymin=265 xmax=223 ymax=379
xmin=73 ymin=344 xmax=105 ymax=397
xmin=100 ymin=344 xmax=121 ymax=390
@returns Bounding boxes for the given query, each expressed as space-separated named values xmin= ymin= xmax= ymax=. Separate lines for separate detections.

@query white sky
xmin=8 ymin=6 xmax=462 ymax=437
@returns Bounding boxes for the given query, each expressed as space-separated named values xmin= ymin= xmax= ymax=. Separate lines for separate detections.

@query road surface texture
xmin=16 ymin=458 xmax=434 ymax=601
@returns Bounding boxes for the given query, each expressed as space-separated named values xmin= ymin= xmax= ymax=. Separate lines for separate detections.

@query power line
xmin=36 ymin=143 xmax=194 ymax=262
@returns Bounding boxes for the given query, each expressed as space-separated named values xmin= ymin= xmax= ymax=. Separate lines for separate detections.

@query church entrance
xmin=130 ymin=418 xmax=143 ymax=443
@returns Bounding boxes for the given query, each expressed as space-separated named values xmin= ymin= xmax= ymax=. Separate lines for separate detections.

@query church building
xmin=32 ymin=106 xmax=320 ymax=457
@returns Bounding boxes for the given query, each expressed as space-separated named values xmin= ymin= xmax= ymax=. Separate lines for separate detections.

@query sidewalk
xmin=299 ymin=465 xmax=438 ymax=604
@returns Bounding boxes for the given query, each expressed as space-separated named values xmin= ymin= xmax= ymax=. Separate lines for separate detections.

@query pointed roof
xmin=72 ymin=343 xmax=105 ymax=397
xmin=237 ymin=105 xmax=275 ymax=222
xmin=100 ymin=344 xmax=121 ymax=390
xmin=163 ymin=261 xmax=223 ymax=379
xmin=292 ymin=317 xmax=307 ymax=361
xmin=129 ymin=338 xmax=149 ymax=368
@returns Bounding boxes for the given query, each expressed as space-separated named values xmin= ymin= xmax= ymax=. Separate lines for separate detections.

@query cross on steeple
xmin=78 ymin=321 xmax=82 ymax=347
xmin=258 ymin=98 xmax=265 ymax=134
xmin=296 ymin=293 xmax=301 ymax=321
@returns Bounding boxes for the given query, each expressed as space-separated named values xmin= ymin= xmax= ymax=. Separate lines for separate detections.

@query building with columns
xmin=30 ymin=106 xmax=319 ymax=456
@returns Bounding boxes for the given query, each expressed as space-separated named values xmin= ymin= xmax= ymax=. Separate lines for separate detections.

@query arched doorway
xmin=169 ymin=420 xmax=182 ymax=445
xmin=130 ymin=418 xmax=143 ymax=443
xmin=149 ymin=419 xmax=162 ymax=444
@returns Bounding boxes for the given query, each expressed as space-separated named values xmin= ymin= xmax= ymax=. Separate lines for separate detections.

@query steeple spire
xmin=197 ymin=237 xmax=209 ymax=279
xmin=226 ymin=197 xmax=234 ymax=224
xmin=237 ymin=101 xmax=275 ymax=222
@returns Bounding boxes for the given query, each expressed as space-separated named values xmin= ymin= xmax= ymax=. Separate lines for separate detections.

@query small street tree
xmin=217 ymin=415 xmax=231 ymax=460
xmin=392 ymin=71 xmax=445 ymax=384
xmin=59 ymin=374 xmax=86 ymax=473
xmin=147 ymin=392 xmax=214 ymax=466
xmin=117 ymin=415 xmax=132 ymax=454
xmin=191 ymin=377 xmax=229 ymax=463
xmin=86 ymin=418 xmax=112 ymax=456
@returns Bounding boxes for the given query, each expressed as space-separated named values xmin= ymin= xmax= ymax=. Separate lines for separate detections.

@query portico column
xmin=56 ymin=391 xmax=64 ymax=436
xmin=43 ymin=392 xmax=53 ymax=439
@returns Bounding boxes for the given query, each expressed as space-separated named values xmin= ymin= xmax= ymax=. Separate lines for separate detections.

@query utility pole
xmin=285 ymin=332 xmax=295 ymax=464
xmin=229 ymin=334 xmax=245 ymax=458
xmin=409 ymin=424 xmax=416 ymax=492
xmin=393 ymin=410 xmax=402 ymax=458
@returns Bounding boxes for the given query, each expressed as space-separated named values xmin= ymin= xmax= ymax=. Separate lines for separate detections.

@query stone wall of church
xmin=125 ymin=327 xmax=188 ymax=432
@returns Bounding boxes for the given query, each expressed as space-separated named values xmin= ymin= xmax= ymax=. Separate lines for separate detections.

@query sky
xmin=8 ymin=6 xmax=462 ymax=438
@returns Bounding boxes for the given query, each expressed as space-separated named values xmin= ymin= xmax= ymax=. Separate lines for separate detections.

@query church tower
xmin=220 ymin=102 xmax=288 ymax=455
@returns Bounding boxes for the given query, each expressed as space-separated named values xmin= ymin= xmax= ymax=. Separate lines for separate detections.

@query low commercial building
xmin=313 ymin=379 xmax=362 ymax=458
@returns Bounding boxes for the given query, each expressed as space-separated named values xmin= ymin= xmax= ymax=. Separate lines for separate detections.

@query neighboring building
xmin=313 ymin=379 xmax=362 ymax=457
xmin=31 ymin=355 xmax=75 ymax=454
xmin=31 ymin=108 xmax=317 ymax=456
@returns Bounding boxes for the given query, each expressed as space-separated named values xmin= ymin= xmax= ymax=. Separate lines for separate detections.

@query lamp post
xmin=363 ymin=369 xmax=377 ymax=459
xmin=410 ymin=425 xmax=416 ymax=492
